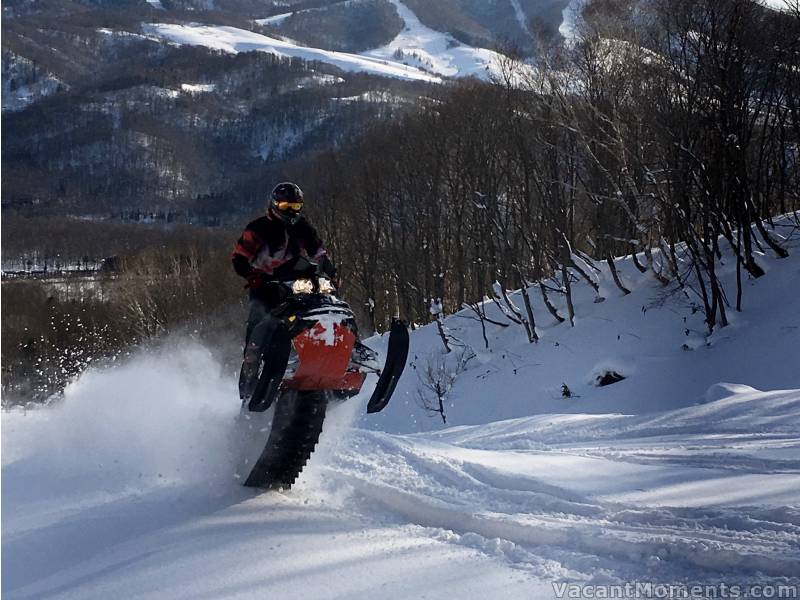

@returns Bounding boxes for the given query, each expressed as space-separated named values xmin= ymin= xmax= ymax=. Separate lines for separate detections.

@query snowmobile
xmin=235 ymin=256 xmax=409 ymax=490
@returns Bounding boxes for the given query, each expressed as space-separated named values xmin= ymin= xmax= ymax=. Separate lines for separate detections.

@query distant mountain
xmin=1 ymin=0 xmax=571 ymax=218
xmin=256 ymin=0 xmax=570 ymax=56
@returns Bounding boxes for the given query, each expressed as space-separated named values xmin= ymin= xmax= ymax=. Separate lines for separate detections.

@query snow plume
xmin=2 ymin=338 xmax=241 ymax=492
xmin=296 ymin=380 xmax=371 ymax=498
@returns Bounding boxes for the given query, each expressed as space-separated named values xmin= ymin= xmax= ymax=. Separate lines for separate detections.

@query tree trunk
xmin=606 ymin=255 xmax=631 ymax=295
xmin=561 ymin=265 xmax=575 ymax=327
xmin=539 ymin=282 xmax=565 ymax=323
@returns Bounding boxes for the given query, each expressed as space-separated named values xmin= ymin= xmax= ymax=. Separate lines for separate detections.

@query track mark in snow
xmin=342 ymin=474 xmax=800 ymax=579
xmin=325 ymin=428 xmax=800 ymax=581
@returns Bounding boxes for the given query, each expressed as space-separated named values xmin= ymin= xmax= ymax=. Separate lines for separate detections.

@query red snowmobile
xmin=236 ymin=257 xmax=409 ymax=489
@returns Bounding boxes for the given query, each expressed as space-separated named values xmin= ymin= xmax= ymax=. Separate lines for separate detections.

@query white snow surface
xmin=144 ymin=23 xmax=442 ymax=83
xmin=762 ymin=0 xmax=795 ymax=11
xmin=254 ymin=12 xmax=292 ymax=26
xmin=4 ymin=217 xmax=800 ymax=597
xmin=362 ymin=0 xmax=512 ymax=80
xmin=509 ymin=0 xmax=533 ymax=37
xmin=180 ymin=82 xmax=216 ymax=93
xmin=145 ymin=1 xmax=522 ymax=83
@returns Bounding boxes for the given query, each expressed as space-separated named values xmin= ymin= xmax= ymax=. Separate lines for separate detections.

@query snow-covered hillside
xmin=371 ymin=220 xmax=800 ymax=433
xmin=145 ymin=0 xmax=520 ymax=83
xmin=144 ymin=23 xmax=442 ymax=83
xmin=3 ymin=217 xmax=800 ymax=598
xmin=362 ymin=0 xmax=509 ymax=80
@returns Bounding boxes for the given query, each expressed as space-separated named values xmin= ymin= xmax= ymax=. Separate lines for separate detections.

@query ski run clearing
xmin=144 ymin=0 xmax=519 ymax=83
xmin=3 ymin=216 xmax=800 ymax=599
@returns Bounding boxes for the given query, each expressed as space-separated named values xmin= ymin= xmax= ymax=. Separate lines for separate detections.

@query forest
xmin=299 ymin=0 xmax=800 ymax=334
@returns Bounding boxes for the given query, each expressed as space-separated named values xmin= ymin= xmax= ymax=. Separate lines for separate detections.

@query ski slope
xmin=144 ymin=23 xmax=442 ymax=83
xmin=362 ymin=0 xmax=511 ymax=80
xmin=3 ymin=216 xmax=800 ymax=598
xmin=144 ymin=0 xmax=523 ymax=83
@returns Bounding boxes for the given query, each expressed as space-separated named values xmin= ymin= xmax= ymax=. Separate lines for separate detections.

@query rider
xmin=232 ymin=182 xmax=337 ymax=398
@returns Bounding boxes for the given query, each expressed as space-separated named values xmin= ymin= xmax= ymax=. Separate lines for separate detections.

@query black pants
xmin=240 ymin=294 xmax=282 ymax=399
xmin=244 ymin=293 xmax=280 ymax=354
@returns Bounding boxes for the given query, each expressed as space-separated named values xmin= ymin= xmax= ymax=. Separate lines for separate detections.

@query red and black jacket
xmin=231 ymin=212 xmax=336 ymax=285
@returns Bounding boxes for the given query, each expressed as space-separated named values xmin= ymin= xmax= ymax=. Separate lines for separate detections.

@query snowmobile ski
xmin=366 ymin=318 xmax=409 ymax=414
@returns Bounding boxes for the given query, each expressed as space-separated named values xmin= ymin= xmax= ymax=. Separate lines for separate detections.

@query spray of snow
xmin=296 ymin=383 xmax=371 ymax=502
xmin=2 ymin=338 xmax=240 ymax=491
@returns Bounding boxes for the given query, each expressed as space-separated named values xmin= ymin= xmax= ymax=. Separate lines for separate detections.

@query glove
xmin=245 ymin=272 xmax=265 ymax=289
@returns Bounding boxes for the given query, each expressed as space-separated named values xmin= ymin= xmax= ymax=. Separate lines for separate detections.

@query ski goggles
xmin=275 ymin=201 xmax=303 ymax=212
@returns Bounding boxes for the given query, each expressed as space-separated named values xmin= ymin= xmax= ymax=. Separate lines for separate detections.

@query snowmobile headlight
xmin=291 ymin=279 xmax=314 ymax=295
xmin=318 ymin=278 xmax=335 ymax=294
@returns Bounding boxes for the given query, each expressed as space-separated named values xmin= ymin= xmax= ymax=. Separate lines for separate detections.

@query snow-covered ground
xmin=510 ymin=0 xmax=533 ymax=37
xmin=254 ymin=12 xmax=293 ymax=27
xmin=362 ymin=0 xmax=512 ymax=80
xmin=180 ymin=83 xmax=216 ymax=94
xmin=762 ymin=0 xmax=796 ymax=11
xmin=3 ymin=217 xmax=800 ymax=598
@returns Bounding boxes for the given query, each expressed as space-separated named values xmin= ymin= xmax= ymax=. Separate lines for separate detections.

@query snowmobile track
xmin=244 ymin=390 xmax=327 ymax=489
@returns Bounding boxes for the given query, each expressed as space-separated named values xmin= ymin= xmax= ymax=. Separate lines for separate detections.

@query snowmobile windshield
xmin=271 ymin=256 xmax=319 ymax=282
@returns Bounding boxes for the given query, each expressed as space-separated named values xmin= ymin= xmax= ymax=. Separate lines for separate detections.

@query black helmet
xmin=270 ymin=182 xmax=304 ymax=225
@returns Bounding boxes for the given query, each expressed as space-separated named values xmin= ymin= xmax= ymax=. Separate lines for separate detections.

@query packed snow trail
xmin=509 ymin=0 xmax=533 ymax=37
xmin=325 ymin=386 xmax=800 ymax=584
